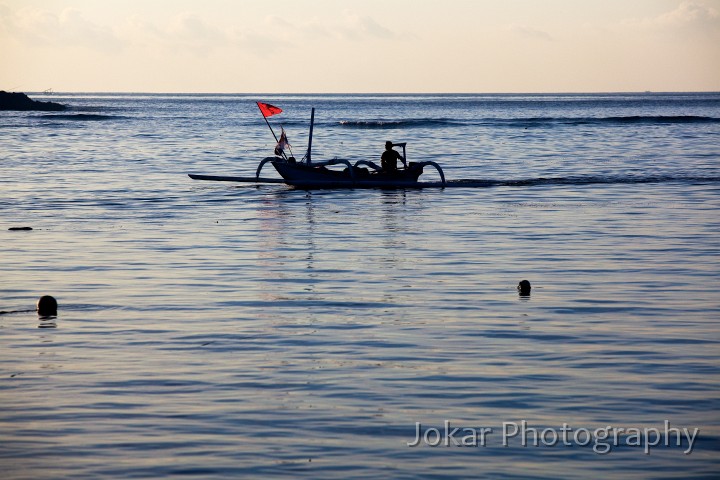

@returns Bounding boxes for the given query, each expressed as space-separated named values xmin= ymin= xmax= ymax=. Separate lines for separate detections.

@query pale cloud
xmin=222 ymin=16 xmax=296 ymax=56
xmin=622 ymin=0 xmax=720 ymax=31
xmin=225 ymin=11 xmax=397 ymax=55
xmin=0 ymin=4 xmax=396 ymax=58
xmin=253 ymin=11 xmax=397 ymax=43
xmin=0 ymin=5 xmax=121 ymax=51
xmin=654 ymin=0 xmax=719 ymax=27
xmin=116 ymin=12 xmax=231 ymax=56
xmin=508 ymin=24 xmax=554 ymax=41
xmin=162 ymin=12 xmax=228 ymax=54
xmin=167 ymin=12 xmax=225 ymax=43
xmin=230 ymin=29 xmax=293 ymax=56
xmin=339 ymin=13 xmax=395 ymax=40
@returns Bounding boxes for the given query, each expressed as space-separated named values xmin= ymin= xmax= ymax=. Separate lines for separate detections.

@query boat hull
xmin=271 ymin=160 xmax=424 ymax=188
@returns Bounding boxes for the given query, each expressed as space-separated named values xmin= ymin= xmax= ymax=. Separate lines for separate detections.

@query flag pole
xmin=256 ymin=102 xmax=288 ymax=159
xmin=257 ymin=102 xmax=279 ymax=143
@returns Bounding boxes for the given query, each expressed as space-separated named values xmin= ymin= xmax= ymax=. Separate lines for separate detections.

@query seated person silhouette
xmin=381 ymin=141 xmax=404 ymax=172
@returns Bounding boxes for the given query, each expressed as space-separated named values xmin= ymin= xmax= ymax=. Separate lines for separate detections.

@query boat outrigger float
xmin=189 ymin=107 xmax=447 ymax=189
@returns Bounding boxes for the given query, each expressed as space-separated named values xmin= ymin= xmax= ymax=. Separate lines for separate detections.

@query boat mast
xmin=306 ymin=108 xmax=315 ymax=165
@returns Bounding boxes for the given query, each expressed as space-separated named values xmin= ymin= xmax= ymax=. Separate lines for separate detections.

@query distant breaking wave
xmin=493 ymin=115 xmax=720 ymax=127
xmin=38 ymin=114 xmax=124 ymax=121
xmin=338 ymin=119 xmax=460 ymax=129
xmin=338 ymin=115 xmax=720 ymax=129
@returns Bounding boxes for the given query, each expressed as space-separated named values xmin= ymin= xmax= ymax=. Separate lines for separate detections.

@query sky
xmin=1 ymin=0 xmax=719 ymax=93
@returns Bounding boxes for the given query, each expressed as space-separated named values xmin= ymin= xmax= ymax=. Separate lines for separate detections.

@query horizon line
xmin=18 ymin=90 xmax=720 ymax=96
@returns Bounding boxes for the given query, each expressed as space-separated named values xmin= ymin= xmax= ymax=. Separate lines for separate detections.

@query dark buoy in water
xmin=36 ymin=295 xmax=57 ymax=317
xmin=517 ymin=280 xmax=531 ymax=296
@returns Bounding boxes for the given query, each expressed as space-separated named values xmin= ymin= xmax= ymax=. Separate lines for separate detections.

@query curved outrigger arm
xmin=416 ymin=161 xmax=446 ymax=186
xmin=311 ymin=158 xmax=356 ymax=182
xmin=355 ymin=158 xmax=444 ymax=185
xmin=256 ymin=156 xmax=278 ymax=180
xmin=353 ymin=160 xmax=382 ymax=172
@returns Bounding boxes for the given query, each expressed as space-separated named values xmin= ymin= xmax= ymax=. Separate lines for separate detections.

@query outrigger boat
xmin=189 ymin=107 xmax=447 ymax=189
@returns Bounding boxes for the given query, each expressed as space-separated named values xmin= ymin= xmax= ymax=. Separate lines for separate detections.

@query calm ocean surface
xmin=1 ymin=93 xmax=719 ymax=478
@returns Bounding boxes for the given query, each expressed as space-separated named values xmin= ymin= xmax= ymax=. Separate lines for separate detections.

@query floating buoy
xmin=36 ymin=295 xmax=57 ymax=316
xmin=517 ymin=280 xmax=531 ymax=296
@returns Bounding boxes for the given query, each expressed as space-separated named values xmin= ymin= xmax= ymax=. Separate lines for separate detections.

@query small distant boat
xmin=189 ymin=106 xmax=446 ymax=189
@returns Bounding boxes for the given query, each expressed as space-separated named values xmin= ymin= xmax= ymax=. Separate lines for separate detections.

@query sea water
xmin=1 ymin=93 xmax=719 ymax=478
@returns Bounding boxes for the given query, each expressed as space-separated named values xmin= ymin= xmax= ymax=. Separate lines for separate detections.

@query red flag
xmin=257 ymin=101 xmax=282 ymax=118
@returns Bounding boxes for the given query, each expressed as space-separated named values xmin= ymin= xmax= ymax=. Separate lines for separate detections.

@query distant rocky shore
xmin=0 ymin=91 xmax=66 ymax=111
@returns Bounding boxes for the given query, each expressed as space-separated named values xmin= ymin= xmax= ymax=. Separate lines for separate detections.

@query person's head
xmin=37 ymin=295 xmax=57 ymax=317
xmin=385 ymin=141 xmax=393 ymax=150
xmin=517 ymin=280 xmax=531 ymax=296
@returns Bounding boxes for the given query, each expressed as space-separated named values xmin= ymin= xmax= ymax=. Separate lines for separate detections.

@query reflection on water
xmin=38 ymin=315 xmax=57 ymax=329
